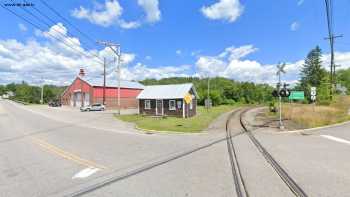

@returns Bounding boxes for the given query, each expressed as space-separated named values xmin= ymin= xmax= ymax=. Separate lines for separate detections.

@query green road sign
xmin=289 ymin=91 xmax=305 ymax=100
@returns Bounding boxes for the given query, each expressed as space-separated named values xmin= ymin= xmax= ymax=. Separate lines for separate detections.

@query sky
xmin=0 ymin=0 xmax=350 ymax=86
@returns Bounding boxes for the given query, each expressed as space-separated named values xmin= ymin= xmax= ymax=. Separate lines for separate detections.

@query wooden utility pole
xmin=40 ymin=77 xmax=44 ymax=104
xmin=207 ymin=76 xmax=210 ymax=111
xmin=324 ymin=0 xmax=342 ymax=100
xmin=103 ymin=57 xmax=106 ymax=105
xmin=97 ymin=41 xmax=121 ymax=114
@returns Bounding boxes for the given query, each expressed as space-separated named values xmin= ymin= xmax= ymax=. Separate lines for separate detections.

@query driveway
xmin=8 ymin=101 xmax=138 ymax=135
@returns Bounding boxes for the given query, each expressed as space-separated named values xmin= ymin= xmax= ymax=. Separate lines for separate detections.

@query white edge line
xmin=320 ymin=135 xmax=350 ymax=146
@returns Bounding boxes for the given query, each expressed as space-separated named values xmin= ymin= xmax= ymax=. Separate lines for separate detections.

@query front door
xmin=156 ymin=100 xmax=163 ymax=116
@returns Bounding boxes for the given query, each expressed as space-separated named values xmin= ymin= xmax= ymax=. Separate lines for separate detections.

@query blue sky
xmin=0 ymin=0 xmax=350 ymax=85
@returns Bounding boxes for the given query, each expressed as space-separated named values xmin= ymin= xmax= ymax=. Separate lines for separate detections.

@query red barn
xmin=61 ymin=70 xmax=144 ymax=109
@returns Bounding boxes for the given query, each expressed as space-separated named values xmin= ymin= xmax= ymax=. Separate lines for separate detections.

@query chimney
xmin=79 ymin=68 xmax=85 ymax=77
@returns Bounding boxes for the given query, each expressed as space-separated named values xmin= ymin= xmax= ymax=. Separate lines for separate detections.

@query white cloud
xmin=196 ymin=45 xmax=306 ymax=84
xmin=71 ymin=0 xmax=123 ymax=27
xmin=176 ymin=50 xmax=182 ymax=55
xmin=0 ymin=23 xmax=137 ymax=85
xmin=145 ymin=56 xmax=152 ymax=60
xmin=18 ymin=23 xmax=27 ymax=32
xmin=71 ymin=0 xmax=160 ymax=29
xmin=290 ymin=21 xmax=300 ymax=31
xmin=201 ymin=0 xmax=243 ymax=23
xmin=122 ymin=63 xmax=191 ymax=80
xmin=2 ymin=23 xmax=350 ymax=86
xmin=218 ymin=45 xmax=258 ymax=60
xmin=137 ymin=0 xmax=161 ymax=23
xmin=297 ymin=0 xmax=304 ymax=6
xmin=119 ymin=20 xmax=140 ymax=29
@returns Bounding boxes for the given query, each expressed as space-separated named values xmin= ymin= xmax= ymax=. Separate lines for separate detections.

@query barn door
xmin=156 ymin=100 xmax=163 ymax=116
xmin=84 ymin=93 xmax=90 ymax=106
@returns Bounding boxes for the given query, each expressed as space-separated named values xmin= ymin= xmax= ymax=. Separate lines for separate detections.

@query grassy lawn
xmin=282 ymin=96 xmax=350 ymax=128
xmin=116 ymin=105 xmax=239 ymax=133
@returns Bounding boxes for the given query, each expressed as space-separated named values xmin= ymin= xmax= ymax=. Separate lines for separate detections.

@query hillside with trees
xmin=141 ymin=77 xmax=274 ymax=105
xmin=1 ymin=82 xmax=65 ymax=104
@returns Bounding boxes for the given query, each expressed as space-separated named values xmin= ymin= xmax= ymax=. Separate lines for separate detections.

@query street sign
xmin=289 ymin=91 xmax=305 ymax=100
xmin=311 ymin=87 xmax=317 ymax=96
xmin=310 ymin=87 xmax=316 ymax=101
xmin=184 ymin=93 xmax=192 ymax=104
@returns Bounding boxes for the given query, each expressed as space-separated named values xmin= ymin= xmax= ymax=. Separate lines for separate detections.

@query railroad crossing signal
xmin=272 ymin=83 xmax=291 ymax=98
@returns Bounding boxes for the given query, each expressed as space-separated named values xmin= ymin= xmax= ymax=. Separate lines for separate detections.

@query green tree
xmin=337 ymin=68 xmax=350 ymax=94
xmin=299 ymin=46 xmax=329 ymax=103
xmin=0 ymin=85 xmax=5 ymax=95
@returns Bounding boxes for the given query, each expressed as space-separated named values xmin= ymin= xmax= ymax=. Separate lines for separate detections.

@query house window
xmin=169 ymin=100 xmax=176 ymax=110
xmin=177 ymin=100 xmax=182 ymax=109
xmin=144 ymin=100 xmax=151 ymax=109
xmin=189 ymin=100 xmax=193 ymax=110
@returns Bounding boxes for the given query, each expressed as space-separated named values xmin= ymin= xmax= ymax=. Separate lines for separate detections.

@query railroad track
xmin=225 ymin=109 xmax=249 ymax=197
xmin=227 ymin=108 xmax=308 ymax=197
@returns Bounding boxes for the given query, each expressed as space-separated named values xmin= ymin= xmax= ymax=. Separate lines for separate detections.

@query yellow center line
xmin=30 ymin=137 xmax=107 ymax=170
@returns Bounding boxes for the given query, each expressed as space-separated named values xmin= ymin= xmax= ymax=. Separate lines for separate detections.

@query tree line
xmin=0 ymin=82 xmax=65 ymax=104
xmin=141 ymin=77 xmax=274 ymax=105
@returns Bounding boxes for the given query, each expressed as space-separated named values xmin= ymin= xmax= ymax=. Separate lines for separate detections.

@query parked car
xmin=48 ymin=100 xmax=62 ymax=107
xmin=80 ymin=103 xmax=105 ymax=112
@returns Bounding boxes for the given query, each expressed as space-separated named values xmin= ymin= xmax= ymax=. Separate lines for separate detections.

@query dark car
xmin=48 ymin=100 xmax=62 ymax=107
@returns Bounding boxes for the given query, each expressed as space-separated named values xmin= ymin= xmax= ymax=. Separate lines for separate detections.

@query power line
xmin=8 ymin=0 xmax=104 ymax=64
xmin=1 ymin=2 xmax=104 ymax=65
xmin=22 ymin=0 xmax=97 ymax=51
xmin=39 ymin=0 xmax=98 ymax=47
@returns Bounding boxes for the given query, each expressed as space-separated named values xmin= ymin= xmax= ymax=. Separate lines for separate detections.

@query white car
xmin=80 ymin=103 xmax=105 ymax=112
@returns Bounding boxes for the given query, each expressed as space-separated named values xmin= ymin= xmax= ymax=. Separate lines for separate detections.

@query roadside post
xmin=276 ymin=63 xmax=286 ymax=130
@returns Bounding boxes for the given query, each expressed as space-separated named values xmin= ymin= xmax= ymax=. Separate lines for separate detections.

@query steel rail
xmin=225 ymin=110 xmax=250 ymax=197
xmin=239 ymin=109 xmax=308 ymax=197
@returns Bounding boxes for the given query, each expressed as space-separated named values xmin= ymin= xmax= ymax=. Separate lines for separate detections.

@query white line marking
xmin=320 ymin=135 xmax=350 ymax=146
xmin=72 ymin=168 xmax=100 ymax=179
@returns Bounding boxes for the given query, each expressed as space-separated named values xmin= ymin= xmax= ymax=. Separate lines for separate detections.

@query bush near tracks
xmin=282 ymin=96 xmax=350 ymax=128
xmin=116 ymin=105 xmax=239 ymax=133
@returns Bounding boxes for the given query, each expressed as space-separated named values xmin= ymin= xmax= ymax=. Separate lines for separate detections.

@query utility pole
xmin=324 ymin=0 xmax=342 ymax=100
xmin=207 ymin=76 xmax=210 ymax=111
xmin=97 ymin=41 xmax=121 ymax=114
xmin=276 ymin=63 xmax=286 ymax=130
xmin=103 ymin=57 xmax=106 ymax=105
xmin=40 ymin=77 xmax=44 ymax=104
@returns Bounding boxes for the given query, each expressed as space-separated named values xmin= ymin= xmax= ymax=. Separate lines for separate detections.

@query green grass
xmin=282 ymin=96 xmax=350 ymax=128
xmin=116 ymin=105 xmax=240 ymax=133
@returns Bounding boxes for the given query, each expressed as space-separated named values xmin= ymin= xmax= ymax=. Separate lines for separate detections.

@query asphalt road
xmin=1 ymin=99 xmax=350 ymax=197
